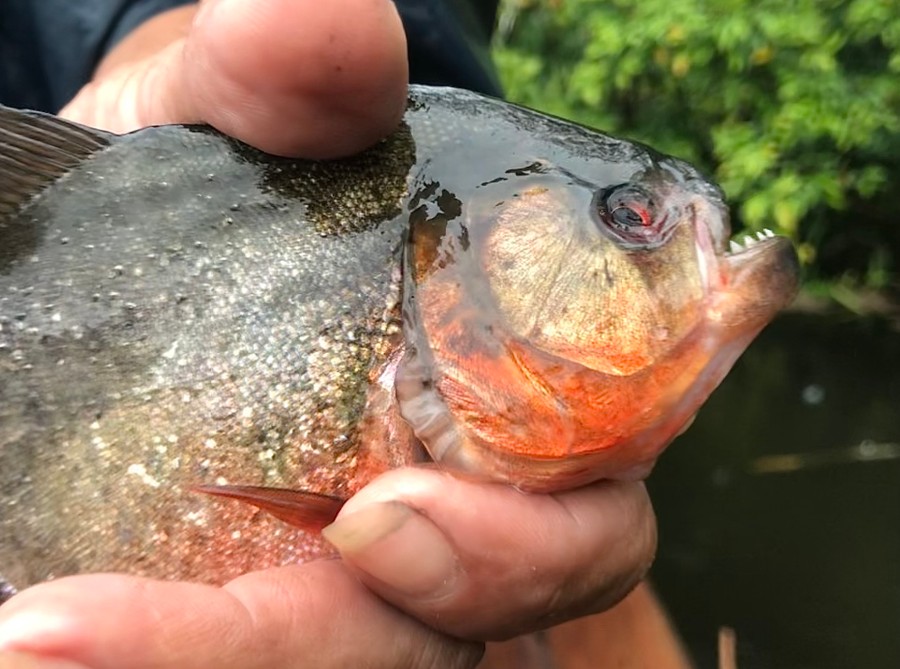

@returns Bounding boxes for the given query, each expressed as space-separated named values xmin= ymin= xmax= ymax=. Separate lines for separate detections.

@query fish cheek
xmin=623 ymin=224 xmax=709 ymax=351
xmin=478 ymin=187 xmax=688 ymax=376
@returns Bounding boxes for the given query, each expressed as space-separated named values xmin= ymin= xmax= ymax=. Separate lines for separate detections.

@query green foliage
xmin=493 ymin=0 xmax=900 ymax=288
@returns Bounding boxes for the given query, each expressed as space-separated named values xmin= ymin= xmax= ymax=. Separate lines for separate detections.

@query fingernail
xmin=0 ymin=651 xmax=89 ymax=669
xmin=322 ymin=501 xmax=460 ymax=600
xmin=0 ymin=610 xmax=72 ymax=653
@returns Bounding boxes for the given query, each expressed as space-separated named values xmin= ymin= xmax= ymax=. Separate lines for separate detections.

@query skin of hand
xmin=0 ymin=1 xmax=659 ymax=667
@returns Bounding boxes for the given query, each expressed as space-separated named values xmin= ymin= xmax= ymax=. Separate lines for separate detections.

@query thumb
xmin=60 ymin=0 xmax=408 ymax=158
xmin=323 ymin=468 xmax=657 ymax=641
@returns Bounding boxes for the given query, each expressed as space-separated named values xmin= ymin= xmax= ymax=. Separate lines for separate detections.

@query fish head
xmin=398 ymin=106 xmax=800 ymax=491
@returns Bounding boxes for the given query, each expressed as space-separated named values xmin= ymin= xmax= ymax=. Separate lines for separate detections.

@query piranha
xmin=0 ymin=86 xmax=799 ymax=599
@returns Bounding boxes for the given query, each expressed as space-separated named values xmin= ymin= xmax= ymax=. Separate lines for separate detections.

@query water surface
xmin=649 ymin=312 xmax=900 ymax=668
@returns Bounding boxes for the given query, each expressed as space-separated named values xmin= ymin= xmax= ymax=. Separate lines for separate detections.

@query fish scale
xmin=0 ymin=110 xmax=412 ymax=589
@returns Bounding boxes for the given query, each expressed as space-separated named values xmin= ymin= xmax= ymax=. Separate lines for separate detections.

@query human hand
xmin=59 ymin=0 xmax=408 ymax=159
xmin=0 ymin=1 xmax=658 ymax=667
xmin=0 ymin=471 xmax=654 ymax=668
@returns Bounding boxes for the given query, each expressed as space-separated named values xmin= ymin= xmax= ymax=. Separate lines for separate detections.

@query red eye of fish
xmin=611 ymin=202 xmax=651 ymax=228
xmin=594 ymin=185 xmax=665 ymax=247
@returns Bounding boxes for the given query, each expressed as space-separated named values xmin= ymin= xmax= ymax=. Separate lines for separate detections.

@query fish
xmin=0 ymin=86 xmax=799 ymax=599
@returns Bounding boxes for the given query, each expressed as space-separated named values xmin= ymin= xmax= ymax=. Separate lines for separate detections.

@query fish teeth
xmin=728 ymin=229 xmax=776 ymax=255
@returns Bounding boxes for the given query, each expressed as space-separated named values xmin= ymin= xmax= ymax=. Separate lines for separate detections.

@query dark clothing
xmin=0 ymin=0 xmax=195 ymax=111
xmin=0 ymin=0 xmax=501 ymax=112
xmin=398 ymin=0 xmax=500 ymax=96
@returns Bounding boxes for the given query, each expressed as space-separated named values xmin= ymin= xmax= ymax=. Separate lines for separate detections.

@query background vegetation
xmin=492 ymin=0 xmax=900 ymax=301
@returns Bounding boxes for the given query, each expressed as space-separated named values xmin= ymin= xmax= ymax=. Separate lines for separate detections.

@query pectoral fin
xmin=193 ymin=485 xmax=346 ymax=532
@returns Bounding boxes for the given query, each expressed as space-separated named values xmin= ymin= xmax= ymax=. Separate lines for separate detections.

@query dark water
xmin=648 ymin=311 xmax=900 ymax=668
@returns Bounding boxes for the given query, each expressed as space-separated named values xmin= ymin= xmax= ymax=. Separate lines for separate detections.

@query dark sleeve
xmin=395 ymin=0 xmax=502 ymax=97
xmin=0 ymin=0 xmax=194 ymax=112
xmin=0 ymin=0 xmax=500 ymax=113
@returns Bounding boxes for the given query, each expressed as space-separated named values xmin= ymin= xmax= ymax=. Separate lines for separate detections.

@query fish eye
xmin=593 ymin=184 xmax=666 ymax=247
xmin=611 ymin=201 xmax=651 ymax=228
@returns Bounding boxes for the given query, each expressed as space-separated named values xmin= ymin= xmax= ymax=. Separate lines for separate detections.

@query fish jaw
xmin=705 ymin=232 xmax=801 ymax=338
xmin=394 ymin=317 xmax=755 ymax=492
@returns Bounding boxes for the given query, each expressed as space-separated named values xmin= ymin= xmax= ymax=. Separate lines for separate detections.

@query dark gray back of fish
xmin=0 ymin=87 xmax=669 ymax=593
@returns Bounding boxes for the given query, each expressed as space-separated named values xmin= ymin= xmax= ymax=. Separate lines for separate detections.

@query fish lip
xmin=693 ymin=205 xmax=799 ymax=298
xmin=719 ymin=230 xmax=800 ymax=290
xmin=693 ymin=207 xmax=722 ymax=294
xmin=703 ymin=230 xmax=801 ymax=331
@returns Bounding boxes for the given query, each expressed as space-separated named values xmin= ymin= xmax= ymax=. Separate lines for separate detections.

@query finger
xmin=0 ymin=652 xmax=88 ymax=669
xmin=0 ymin=562 xmax=482 ymax=669
xmin=322 ymin=469 xmax=657 ymax=640
xmin=61 ymin=0 xmax=408 ymax=158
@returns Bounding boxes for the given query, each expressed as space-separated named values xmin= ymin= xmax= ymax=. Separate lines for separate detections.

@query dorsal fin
xmin=0 ymin=105 xmax=111 ymax=219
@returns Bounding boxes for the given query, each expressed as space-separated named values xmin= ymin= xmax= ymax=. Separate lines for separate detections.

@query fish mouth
xmin=696 ymin=216 xmax=801 ymax=332
xmin=727 ymin=228 xmax=778 ymax=254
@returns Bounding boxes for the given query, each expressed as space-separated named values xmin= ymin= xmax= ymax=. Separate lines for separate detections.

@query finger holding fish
xmin=0 ymin=562 xmax=482 ymax=669
xmin=323 ymin=468 xmax=656 ymax=641
xmin=0 ymin=470 xmax=653 ymax=668
xmin=59 ymin=0 xmax=409 ymax=159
